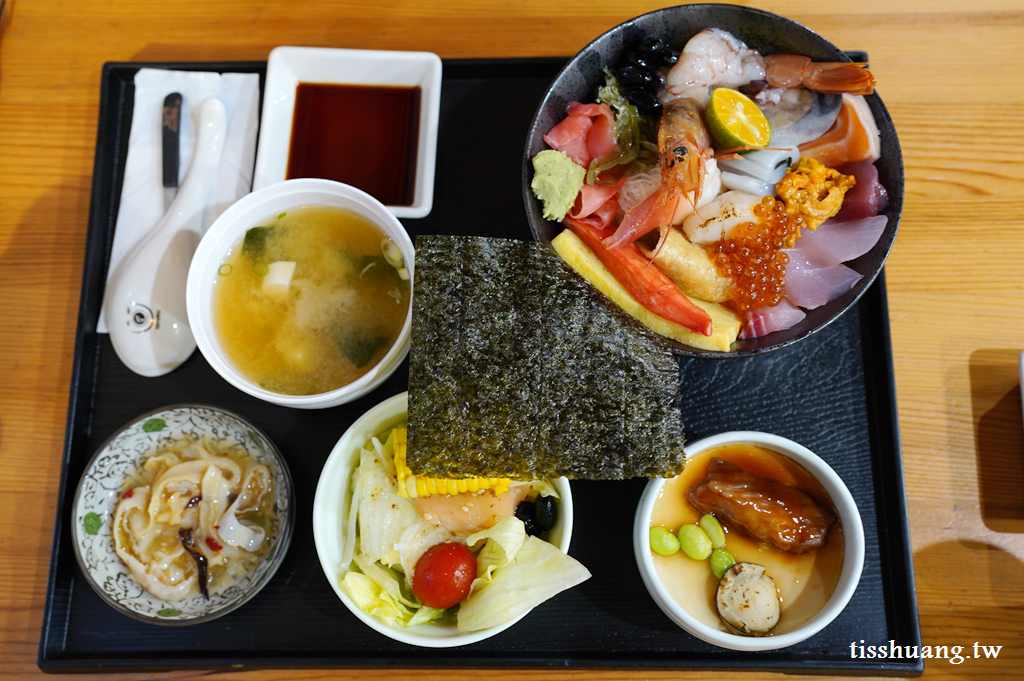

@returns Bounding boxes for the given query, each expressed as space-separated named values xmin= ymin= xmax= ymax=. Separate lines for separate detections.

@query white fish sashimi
xmin=792 ymin=216 xmax=888 ymax=267
xmin=784 ymin=250 xmax=862 ymax=310
xmin=739 ymin=300 xmax=806 ymax=339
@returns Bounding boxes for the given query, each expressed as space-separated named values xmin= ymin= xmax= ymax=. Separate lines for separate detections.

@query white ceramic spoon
xmin=106 ymin=97 xmax=227 ymax=377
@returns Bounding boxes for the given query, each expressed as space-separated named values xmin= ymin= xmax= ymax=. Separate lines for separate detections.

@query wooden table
xmin=2 ymin=0 xmax=1023 ymax=678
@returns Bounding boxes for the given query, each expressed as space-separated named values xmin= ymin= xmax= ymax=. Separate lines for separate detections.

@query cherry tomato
xmin=411 ymin=543 xmax=477 ymax=609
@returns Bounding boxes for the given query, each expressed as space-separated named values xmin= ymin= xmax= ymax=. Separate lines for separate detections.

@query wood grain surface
xmin=2 ymin=0 xmax=1023 ymax=679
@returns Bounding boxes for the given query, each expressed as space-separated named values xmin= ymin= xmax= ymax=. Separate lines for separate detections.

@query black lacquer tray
xmin=39 ymin=59 xmax=922 ymax=674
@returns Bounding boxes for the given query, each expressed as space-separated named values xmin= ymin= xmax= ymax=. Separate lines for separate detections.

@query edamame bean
xmin=710 ymin=547 xmax=736 ymax=579
xmin=650 ymin=526 xmax=680 ymax=556
xmin=698 ymin=514 xmax=726 ymax=549
xmin=677 ymin=524 xmax=712 ymax=560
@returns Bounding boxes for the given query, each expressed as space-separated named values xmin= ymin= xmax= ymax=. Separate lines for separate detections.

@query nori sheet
xmin=406 ymin=235 xmax=686 ymax=480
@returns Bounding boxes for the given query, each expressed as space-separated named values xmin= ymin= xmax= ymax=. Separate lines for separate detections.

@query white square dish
xmin=253 ymin=46 xmax=442 ymax=219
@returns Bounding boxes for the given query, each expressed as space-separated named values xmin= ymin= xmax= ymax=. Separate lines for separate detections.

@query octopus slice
xmin=688 ymin=458 xmax=835 ymax=555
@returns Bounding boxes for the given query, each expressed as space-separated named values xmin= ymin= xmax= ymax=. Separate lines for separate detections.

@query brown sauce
xmin=650 ymin=443 xmax=844 ymax=636
xmin=286 ymin=83 xmax=421 ymax=206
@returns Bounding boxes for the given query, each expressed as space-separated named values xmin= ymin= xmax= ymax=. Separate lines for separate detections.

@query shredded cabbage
xmin=354 ymin=435 xmax=420 ymax=566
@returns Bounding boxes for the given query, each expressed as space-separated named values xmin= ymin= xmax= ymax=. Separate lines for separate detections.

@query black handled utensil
xmin=162 ymin=92 xmax=182 ymax=210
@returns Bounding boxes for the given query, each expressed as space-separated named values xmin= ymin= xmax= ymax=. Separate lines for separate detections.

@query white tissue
xmin=98 ymin=68 xmax=260 ymax=332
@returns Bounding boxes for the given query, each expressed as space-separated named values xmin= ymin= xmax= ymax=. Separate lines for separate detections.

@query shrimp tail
xmin=765 ymin=54 xmax=875 ymax=96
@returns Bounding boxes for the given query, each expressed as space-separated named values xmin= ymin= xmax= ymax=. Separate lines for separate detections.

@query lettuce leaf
xmin=466 ymin=514 xmax=526 ymax=588
xmin=457 ymin=521 xmax=591 ymax=632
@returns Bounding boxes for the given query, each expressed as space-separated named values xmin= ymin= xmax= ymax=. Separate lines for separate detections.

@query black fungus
xmin=178 ymin=528 xmax=209 ymax=600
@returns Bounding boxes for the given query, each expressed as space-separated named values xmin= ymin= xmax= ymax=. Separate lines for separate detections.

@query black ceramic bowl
xmin=523 ymin=4 xmax=902 ymax=358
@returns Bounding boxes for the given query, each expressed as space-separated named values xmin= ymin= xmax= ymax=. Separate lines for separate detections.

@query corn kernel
xmin=391 ymin=426 xmax=513 ymax=499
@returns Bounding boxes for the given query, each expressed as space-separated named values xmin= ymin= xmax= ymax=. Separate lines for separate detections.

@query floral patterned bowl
xmin=71 ymin=404 xmax=295 ymax=625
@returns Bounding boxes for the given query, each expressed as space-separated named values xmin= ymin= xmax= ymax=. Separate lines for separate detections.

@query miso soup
xmin=213 ymin=205 xmax=410 ymax=395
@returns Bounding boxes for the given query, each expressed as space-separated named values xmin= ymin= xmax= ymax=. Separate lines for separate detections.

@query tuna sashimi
xmin=739 ymin=299 xmax=806 ymax=339
xmin=793 ymin=215 xmax=888 ymax=267
xmin=414 ymin=484 xmax=531 ymax=535
xmin=784 ymin=250 xmax=862 ymax=310
xmin=835 ymin=160 xmax=888 ymax=221
xmin=799 ymin=94 xmax=880 ymax=167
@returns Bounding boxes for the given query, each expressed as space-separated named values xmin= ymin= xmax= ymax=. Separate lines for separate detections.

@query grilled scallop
xmin=716 ymin=562 xmax=781 ymax=635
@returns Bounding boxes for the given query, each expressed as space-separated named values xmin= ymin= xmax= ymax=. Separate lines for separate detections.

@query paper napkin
xmin=97 ymin=68 xmax=260 ymax=332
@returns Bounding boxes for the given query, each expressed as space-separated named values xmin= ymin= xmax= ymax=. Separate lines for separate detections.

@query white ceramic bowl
xmin=633 ymin=431 xmax=864 ymax=651
xmin=253 ymin=46 xmax=442 ymax=219
xmin=71 ymin=405 xmax=295 ymax=625
xmin=186 ymin=178 xmax=414 ymax=409
xmin=313 ymin=392 xmax=575 ymax=647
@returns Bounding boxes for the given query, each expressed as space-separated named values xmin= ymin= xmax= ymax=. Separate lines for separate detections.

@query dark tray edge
xmin=39 ymin=59 xmax=923 ymax=676
xmin=860 ymin=273 xmax=925 ymax=672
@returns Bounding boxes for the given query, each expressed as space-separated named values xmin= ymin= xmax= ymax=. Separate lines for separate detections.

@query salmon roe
xmin=709 ymin=196 xmax=803 ymax=312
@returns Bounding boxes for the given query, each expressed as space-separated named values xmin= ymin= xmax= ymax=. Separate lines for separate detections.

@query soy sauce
xmin=286 ymin=83 xmax=421 ymax=206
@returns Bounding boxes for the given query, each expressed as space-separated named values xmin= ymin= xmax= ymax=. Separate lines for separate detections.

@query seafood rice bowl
xmin=524 ymin=4 xmax=902 ymax=357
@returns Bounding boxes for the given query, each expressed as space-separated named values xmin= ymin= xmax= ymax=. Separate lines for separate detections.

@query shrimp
xmin=663 ymin=28 xmax=766 ymax=104
xmin=603 ymin=97 xmax=713 ymax=250
xmin=764 ymin=54 xmax=875 ymax=96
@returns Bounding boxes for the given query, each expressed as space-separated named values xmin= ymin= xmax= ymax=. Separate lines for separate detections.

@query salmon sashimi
xmin=414 ymin=484 xmax=531 ymax=535
xmin=799 ymin=94 xmax=880 ymax=167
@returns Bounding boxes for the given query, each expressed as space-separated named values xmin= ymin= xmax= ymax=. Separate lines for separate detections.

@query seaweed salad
xmin=406 ymin=235 xmax=686 ymax=480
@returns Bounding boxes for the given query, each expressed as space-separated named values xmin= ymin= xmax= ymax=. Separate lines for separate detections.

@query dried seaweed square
xmin=407 ymin=235 xmax=686 ymax=480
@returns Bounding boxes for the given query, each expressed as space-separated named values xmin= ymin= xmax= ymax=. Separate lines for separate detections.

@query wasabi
xmin=530 ymin=150 xmax=585 ymax=221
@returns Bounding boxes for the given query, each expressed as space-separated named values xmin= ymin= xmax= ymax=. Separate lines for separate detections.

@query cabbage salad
xmin=339 ymin=429 xmax=591 ymax=632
